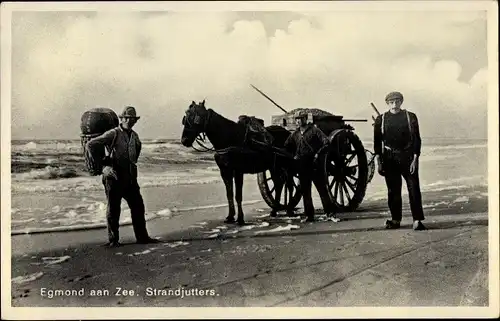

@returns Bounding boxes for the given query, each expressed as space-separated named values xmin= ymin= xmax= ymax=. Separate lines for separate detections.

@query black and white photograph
xmin=1 ymin=1 xmax=499 ymax=319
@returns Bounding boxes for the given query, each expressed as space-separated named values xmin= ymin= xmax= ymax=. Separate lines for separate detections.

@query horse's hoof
xmin=270 ymin=211 xmax=277 ymax=218
xmin=224 ymin=217 xmax=236 ymax=224
xmin=237 ymin=220 xmax=246 ymax=226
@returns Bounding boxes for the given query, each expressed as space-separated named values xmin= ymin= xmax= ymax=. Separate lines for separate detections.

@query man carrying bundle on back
xmin=86 ymin=106 xmax=161 ymax=247
xmin=373 ymin=91 xmax=426 ymax=231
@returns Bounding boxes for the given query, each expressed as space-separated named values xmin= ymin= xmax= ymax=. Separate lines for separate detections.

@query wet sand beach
xmin=10 ymin=184 xmax=490 ymax=308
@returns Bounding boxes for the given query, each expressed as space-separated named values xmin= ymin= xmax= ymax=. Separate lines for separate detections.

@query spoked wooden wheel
xmin=322 ymin=129 xmax=369 ymax=212
xmin=257 ymin=168 xmax=302 ymax=213
xmin=365 ymin=149 xmax=376 ymax=184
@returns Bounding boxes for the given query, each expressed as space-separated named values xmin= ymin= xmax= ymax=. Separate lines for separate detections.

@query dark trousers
xmin=102 ymin=176 xmax=149 ymax=243
xmin=382 ymin=151 xmax=425 ymax=222
xmin=298 ymin=159 xmax=334 ymax=219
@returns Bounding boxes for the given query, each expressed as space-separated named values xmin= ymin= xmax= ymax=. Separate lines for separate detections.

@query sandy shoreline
xmin=8 ymin=183 xmax=492 ymax=311
xmin=10 ymin=183 xmax=487 ymax=254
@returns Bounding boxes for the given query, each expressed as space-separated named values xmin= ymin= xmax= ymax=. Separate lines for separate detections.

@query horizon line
xmin=10 ymin=136 xmax=489 ymax=141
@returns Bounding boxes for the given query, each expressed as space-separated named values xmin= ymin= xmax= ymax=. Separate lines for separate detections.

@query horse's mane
xmin=204 ymin=108 xmax=246 ymax=150
xmin=205 ymin=109 xmax=290 ymax=150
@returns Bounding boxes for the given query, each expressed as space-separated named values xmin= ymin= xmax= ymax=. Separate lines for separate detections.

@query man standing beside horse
xmin=284 ymin=111 xmax=337 ymax=222
xmin=86 ymin=106 xmax=161 ymax=247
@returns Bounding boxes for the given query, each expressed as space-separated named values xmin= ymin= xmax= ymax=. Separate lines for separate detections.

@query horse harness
xmin=183 ymin=108 xmax=212 ymax=134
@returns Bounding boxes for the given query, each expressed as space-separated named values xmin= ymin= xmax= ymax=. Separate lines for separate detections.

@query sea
xmin=9 ymin=137 xmax=488 ymax=235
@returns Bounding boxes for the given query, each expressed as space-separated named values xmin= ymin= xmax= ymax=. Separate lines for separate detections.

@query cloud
xmin=11 ymin=10 xmax=488 ymax=140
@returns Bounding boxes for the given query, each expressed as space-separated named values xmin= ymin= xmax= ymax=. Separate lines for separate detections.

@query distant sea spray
xmin=11 ymin=138 xmax=216 ymax=178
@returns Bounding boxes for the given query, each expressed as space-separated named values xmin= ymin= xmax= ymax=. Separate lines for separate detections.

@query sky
xmin=9 ymin=7 xmax=490 ymax=140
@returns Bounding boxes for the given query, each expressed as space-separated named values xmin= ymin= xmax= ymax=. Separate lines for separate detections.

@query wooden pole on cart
xmin=370 ymin=102 xmax=381 ymax=124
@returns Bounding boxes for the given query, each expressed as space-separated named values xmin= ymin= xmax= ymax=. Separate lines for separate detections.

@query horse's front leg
xmin=234 ymin=171 xmax=245 ymax=225
xmin=221 ymin=169 xmax=236 ymax=224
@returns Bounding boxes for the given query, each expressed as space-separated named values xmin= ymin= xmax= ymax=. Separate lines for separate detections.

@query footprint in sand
xmin=12 ymin=289 xmax=32 ymax=299
xmin=66 ymin=274 xmax=92 ymax=283
xmin=424 ymin=260 xmax=455 ymax=269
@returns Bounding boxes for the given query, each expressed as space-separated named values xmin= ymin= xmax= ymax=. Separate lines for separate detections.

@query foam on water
xmin=254 ymin=224 xmax=301 ymax=235
xmin=11 ymin=172 xmax=485 ymax=235
xmin=12 ymin=272 xmax=44 ymax=284
xmin=12 ymin=166 xmax=230 ymax=193
xmin=163 ymin=241 xmax=190 ymax=248
xmin=42 ymin=256 xmax=71 ymax=265
xmin=10 ymin=197 xmax=264 ymax=235
xmin=453 ymin=196 xmax=470 ymax=203
xmin=424 ymin=143 xmax=487 ymax=152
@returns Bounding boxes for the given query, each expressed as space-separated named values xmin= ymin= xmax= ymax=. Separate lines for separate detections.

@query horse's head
xmin=181 ymin=99 xmax=209 ymax=147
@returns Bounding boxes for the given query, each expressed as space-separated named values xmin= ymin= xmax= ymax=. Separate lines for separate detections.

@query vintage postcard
xmin=1 ymin=1 xmax=498 ymax=319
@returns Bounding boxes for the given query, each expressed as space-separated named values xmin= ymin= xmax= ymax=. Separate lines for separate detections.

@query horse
xmin=180 ymin=100 xmax=295 ymax=225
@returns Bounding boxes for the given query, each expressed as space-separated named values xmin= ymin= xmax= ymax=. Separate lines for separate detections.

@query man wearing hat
xmin=373 ymin=92 xmax=426 ymax=231
xmin=86 ymin=106 xmax=161 ymax=247
xmin=284 ymin=110 xmax=337 ymax=222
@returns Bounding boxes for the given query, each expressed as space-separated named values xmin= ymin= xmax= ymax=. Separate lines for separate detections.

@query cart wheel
xmin=257 ymin=169 xmax=302 ymax=214
xmin=321 ymin=129 xmax=369 ymax=212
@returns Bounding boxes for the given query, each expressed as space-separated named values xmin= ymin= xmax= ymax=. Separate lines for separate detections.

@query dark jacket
xmin=86 ymin=124 xmax=142 ymax=180
xmin=373 ymin=109 xmax=421 ymax=157
xmin=284 ymin=124 xmax=329 ymax=162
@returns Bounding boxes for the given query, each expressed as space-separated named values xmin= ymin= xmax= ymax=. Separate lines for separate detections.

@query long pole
xmin=250 ymin=84 xmax=288 ymax=114
xmin=370 ymin=102 xmax=381 ymax=122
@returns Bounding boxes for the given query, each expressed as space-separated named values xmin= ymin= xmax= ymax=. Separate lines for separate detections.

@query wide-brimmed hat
xmin=385 ymin=91 xmax=404 ymax=102
xmin=119 ymin=106 xmax=140 ymax=119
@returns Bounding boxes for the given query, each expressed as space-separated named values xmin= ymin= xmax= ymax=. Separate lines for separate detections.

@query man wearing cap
xmin=284 ymin=110 xmax=336 ymax=222
xmin=86 ymin=106 xmax=161 ymax=247
xmin=373 ymin=92 xmax=426 ymax=231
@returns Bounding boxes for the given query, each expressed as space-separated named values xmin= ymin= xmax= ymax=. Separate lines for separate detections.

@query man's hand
xmin=410 ymin=155 xmax=419 ymax=174
xmin=102 ymin=166 xmax=117 ymax=180
xmin=376 ymin=155 xmax=385 ymax=176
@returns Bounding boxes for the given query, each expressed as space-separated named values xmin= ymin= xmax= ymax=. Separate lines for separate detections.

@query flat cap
xmin=385 ymin=91 xmax=404 ymax=102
